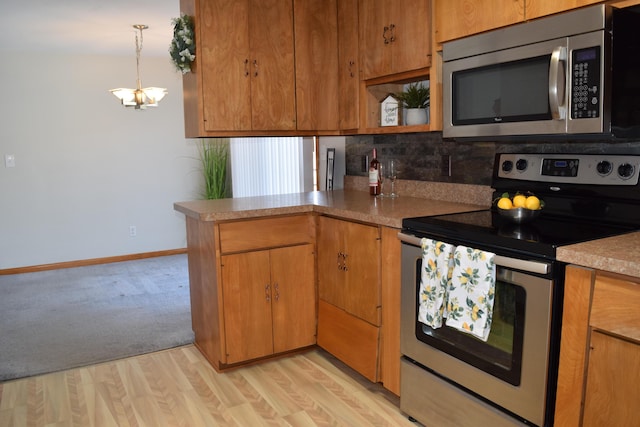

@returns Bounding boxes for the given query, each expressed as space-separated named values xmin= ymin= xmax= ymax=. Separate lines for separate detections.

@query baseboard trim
xmin=0 ymin=249 xmax=188 ymax=275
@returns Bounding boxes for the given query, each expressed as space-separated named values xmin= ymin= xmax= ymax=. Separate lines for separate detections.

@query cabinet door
xmin=249 ymin=0 xmax=297 ymax=130
xmin=221 ymin=251 xmax=274 ymax=364
xmin=359 ymin=0 xmax=393 ymax=80
xmin=343 ymin=220 xmax=381 ymax=325
xmin=435 ymin=0 xmax=524 ymax=44
xmin=583 ymin=331 xmax=640 ymax=427
xmin=390 ymin=0 xmax=431 ymax=76
xmin=294 ymin=0 xmax=340 ymax=131
xmin=525 ymin=0 xmax=602 ymax=20
xmin=359 ymin=0 xmax=431 ymax=79
xmin=317 ymin=216 xmax=345 ymax=309
xmin=200 ymin=0 xmax=252 ymax=131
xmin=338 ymin=0 xmax=360 ymax=130
xmin=317 ymin=216 xmax=381 ymax=326
xmin=270 ymin=244 xmax=317 ymax=353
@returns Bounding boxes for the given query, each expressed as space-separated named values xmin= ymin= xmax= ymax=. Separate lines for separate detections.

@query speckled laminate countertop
xmin=175 ymin=179 xmax=640 ymax=278
xmin=557 ymin=231 xmax=640 ymax=278
xmin=174 ymin=189 xmax=490 ymax=229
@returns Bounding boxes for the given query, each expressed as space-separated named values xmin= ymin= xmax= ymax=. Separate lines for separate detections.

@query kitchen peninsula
xmin=174 ymin=180 xmax=492 ymax=394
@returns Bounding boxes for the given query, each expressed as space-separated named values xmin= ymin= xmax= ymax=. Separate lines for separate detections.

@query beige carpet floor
xmin=0 ymin=254 xmax=194 ymax=381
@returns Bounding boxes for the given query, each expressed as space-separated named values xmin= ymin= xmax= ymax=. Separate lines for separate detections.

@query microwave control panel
xmin=571 ymin=46 xmax=601 ymax=120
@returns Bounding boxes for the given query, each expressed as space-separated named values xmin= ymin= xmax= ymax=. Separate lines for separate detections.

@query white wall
xmin=0 ymin=52 xmax=201 ymax=269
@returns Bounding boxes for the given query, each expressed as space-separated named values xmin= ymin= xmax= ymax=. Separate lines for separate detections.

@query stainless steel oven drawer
xmin=400 ymin=358 xmax=525 ymax=427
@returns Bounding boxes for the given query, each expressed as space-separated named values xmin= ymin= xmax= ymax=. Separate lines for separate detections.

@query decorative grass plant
xmin=199 ymin=139 xmax=229 ymax=199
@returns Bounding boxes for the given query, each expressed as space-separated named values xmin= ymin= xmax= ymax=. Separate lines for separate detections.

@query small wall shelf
xmin=359 ymin=68 xmax=431 ymax=134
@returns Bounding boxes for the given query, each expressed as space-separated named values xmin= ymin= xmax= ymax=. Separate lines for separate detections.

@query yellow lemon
xmin=497 ymin=197 xmax=513 ymax=210
xmin=525 ymin=195 xmax=541 ymax=210
xmin=512 ymin=194 xmax=527 ymax=208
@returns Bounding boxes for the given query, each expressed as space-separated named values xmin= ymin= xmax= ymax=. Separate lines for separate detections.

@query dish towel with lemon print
xmin=445 ymin=245 xmax=496 ymax=342
xmin=418 ymin=238 xmax=455 ymax=329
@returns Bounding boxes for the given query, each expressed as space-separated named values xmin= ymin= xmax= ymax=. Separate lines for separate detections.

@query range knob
xmin=596 ymin=160 xmax=613 ymax=176
xmin=516 ymin=158 xmax=528 ymax=171
xmin=502 ymin=160 xmax=514 ymax=173
xmin=618 ymin=163 xmax=635 ymax=179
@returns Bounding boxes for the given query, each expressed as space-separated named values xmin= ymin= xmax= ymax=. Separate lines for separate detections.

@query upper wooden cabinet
xmin=526 ymin=0 xmax=603 ymax=20
xmin=358 ymin=0 xmax=432 ymax=80
xmin=337 ymin=0 xmax=360 ymax=131
xmin=181 ymin=0 xmax=296 ymax=136
xmin=294 ymin=0 xmax=340 ymax=131
xmin=435 ymin=0 xmax=524 ymax=44
xmin=435 ymin=0 xmax=625 ymax=44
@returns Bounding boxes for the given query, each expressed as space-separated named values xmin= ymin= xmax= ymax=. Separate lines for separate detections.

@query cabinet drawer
xmin=591 ymin=273 xmax=640 ymax=342
xmin=219 ymin=215 xmax=314 ymax=253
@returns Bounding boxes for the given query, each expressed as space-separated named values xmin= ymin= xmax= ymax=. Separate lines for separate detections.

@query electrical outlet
xmin=129 ymin=225 xmax=137 ymax=237
xmin=5 ymin=154 xmax=15 ymax=168
xmin=441 ymin=155 xmax=451 ymax=177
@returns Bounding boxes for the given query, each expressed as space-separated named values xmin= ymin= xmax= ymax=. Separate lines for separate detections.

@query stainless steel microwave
xmin=442 ymin=5 xmax=640 ymax=140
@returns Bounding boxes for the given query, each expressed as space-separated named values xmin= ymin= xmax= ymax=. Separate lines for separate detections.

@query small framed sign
xmin=380 ymin=94 xmax=400 ymax=127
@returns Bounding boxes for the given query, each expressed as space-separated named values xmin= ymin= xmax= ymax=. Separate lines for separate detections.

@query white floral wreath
xmin=169 ymin=14 xmax=195 ymax=74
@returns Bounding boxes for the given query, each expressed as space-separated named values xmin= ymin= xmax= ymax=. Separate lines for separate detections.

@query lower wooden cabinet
xmin=185 ymin=214 xmax=316 ymax=370
xmin=555 ymin=266 xmax=640 ymax=426
xmin=317 ymin=216 xmax=382 ymax=382
xmin=317 ymin=216 xmax=381 ymax=325
xmin=582 ymin=331 xmax=640 ymax=426
xmin=184 ymin=211 xmax=402 ymax=394
xmin=221 ymin=244 xmax=316 ymax=364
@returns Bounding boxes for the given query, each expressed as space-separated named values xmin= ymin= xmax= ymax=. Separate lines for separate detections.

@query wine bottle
xmin=369 ymin=148 xmax=381 ymax=196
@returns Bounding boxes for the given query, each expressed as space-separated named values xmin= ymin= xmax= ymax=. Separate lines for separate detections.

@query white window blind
xmin=230 ymin=137 xmax=304 ymax=197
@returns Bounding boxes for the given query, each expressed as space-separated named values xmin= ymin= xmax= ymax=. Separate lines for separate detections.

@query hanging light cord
xmin=134 ymin=25 xmax=146 ymax=91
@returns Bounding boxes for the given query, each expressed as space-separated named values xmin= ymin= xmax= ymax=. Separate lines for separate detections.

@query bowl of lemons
xmin=495 ymin=192 xmax=543 ymax=224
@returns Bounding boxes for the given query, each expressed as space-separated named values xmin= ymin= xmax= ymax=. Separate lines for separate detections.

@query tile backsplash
xmin=346 ymin=132 xmax=640 ymax=186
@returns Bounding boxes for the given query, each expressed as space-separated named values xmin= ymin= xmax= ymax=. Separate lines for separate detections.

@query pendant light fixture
xmin=110 ymin=25 xmax=167 ymax=110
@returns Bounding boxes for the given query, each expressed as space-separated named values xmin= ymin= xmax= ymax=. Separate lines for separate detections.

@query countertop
xmin=174 ymin=189 xmax=489 ymax=229
xmin=174 ymin=180 xmax=640 ymax=278
xmin=557 ymin=231 xmax=640 ymax=278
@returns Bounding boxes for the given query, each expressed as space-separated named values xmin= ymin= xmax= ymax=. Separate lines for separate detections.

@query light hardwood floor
xmin=0 ymin=345 xmax=416 ymax=426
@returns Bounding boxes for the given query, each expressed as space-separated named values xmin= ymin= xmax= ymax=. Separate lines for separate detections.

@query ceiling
xmin=0 ymin=0 xmax=180 ymax=57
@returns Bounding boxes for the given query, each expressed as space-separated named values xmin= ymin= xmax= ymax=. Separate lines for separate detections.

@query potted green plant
xmin=199 ymin=139 xmax=229 ymax=199
xmin=395 ymin=82 xmax=430 ymax=125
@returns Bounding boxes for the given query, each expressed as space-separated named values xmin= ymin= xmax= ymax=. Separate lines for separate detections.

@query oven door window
xmin=414 ymin=260 xmax=525 ymax=385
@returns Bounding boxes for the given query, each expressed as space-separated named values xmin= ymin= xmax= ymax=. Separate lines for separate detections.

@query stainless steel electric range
xmin=399 ymin=153 xmax=640 ymax=427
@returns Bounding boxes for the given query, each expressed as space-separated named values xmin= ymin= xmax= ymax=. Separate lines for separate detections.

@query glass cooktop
xmin=402 ymin=209 xmax=638 ymax=259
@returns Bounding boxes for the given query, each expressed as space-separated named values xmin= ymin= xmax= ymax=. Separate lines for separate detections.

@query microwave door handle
xmin=549 ymin=46 xmax=567 ymax=120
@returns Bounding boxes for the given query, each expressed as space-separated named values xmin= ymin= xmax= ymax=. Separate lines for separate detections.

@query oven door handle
xmin=398 ymin=232 xmax=550 ymax=275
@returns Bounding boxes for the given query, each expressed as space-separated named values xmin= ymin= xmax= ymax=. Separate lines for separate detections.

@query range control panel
xmin=497 ymin=153 xmax=640 ymax=185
